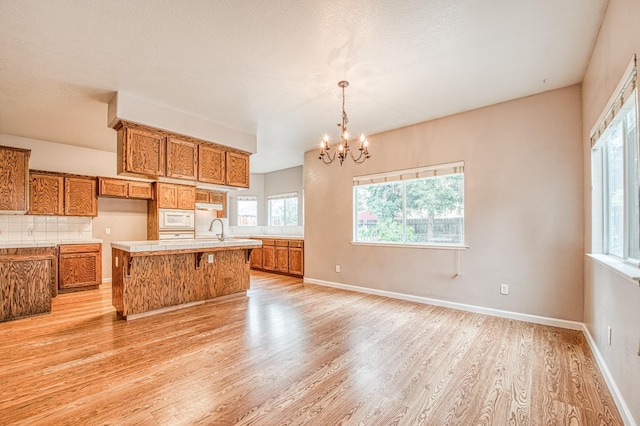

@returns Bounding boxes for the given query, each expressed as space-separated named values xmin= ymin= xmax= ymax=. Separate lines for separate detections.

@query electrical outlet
xmin=608 ymin=326 xmax=612 ymax=345
xmin=500 ymin=284 xmax=509 ymax=295
xmin=335 ymin=265 xmax=341 ymax=273
xmin=208 ymin=254 xmax=214 ymax=263
xmin=105 ymin=228 xmax=111 ymax=235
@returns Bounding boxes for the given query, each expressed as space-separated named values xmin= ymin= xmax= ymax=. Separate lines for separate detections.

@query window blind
xmin=267 ymin=192 xmax=297 ymax=200
xmin=353 ymin=161 xmax=464 ymax=186
xmin=591 ymin=54 xmax=637 ymax=148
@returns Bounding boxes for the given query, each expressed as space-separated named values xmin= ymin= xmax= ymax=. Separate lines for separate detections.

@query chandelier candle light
xmin=318 ymin=81 xmax=371 ymax=165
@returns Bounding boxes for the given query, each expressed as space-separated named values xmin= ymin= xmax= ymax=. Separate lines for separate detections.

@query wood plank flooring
xmin=0 ymin=271 xmax=622 ymax=425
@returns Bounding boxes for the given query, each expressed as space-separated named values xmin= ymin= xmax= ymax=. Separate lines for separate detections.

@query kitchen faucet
xmin=209 ymin=218 xmax=225 ymax=241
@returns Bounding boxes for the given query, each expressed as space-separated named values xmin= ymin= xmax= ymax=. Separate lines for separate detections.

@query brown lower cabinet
xmin=250 ymin=238 xmax=303 ymax=277
xmin=261 ymin=240 xmax=275 ymax=271
xmin=58 ymin=243 xmax=102 ymax=292
xmin=0 ymin=246 xmax=57 ymax=322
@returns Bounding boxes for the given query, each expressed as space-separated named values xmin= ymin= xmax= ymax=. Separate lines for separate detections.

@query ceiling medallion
xmin=318 ymin=81 xmax=371 ymax=166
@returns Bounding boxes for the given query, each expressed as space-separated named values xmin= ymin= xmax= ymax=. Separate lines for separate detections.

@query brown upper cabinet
xmin=114 ymin=121 xmax=250 ymax=188
xmin=226 ymin=151 xmax=250 ymax=188
xmin=155 ymin=182 xmax=195 ymax=210
xmin=0 ymin=145 xmax=30 ymax=212
xmin=65 ymin=176 xmax=98 ymax=216
xmin=98 ymin=177 xmax=153 ymax=200
xmin=29 ymin=172 xmax=64 ymax=215
xmin=198 ymin=144 xmax=226 ymax=185
xmin=166 ymin=137 xmax=198 ymax=180
xmin=29 ymin=171 xmax=97 ymax=217
xmin=117 ymin=125 xmax=166 ymax=177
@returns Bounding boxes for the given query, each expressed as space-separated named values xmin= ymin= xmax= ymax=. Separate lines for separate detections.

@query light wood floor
xmin=1 ymin=271 xmax=622 ymax=425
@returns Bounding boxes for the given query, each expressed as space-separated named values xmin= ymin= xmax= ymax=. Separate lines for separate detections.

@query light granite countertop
xmin=0 ymin=239 xmax=103 ymax=249
xmin=112 ymin=238 xmax=262 ymax=253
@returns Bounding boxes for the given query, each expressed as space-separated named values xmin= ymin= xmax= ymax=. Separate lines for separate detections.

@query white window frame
xmin=352 ymin=161 xmax=466 ymax=249
xmin=591 ymin=55 xmax=639 ymax=267
xmin=236 ymin=195 xmax=258 ymax=226
xmin=267 ymin=192 xmax=298 ymax=226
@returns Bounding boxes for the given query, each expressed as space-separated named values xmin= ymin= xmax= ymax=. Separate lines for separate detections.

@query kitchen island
xmin=111 ymin=238 xmax=261 ymax=319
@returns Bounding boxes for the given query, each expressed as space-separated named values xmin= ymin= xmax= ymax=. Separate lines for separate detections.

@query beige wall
xmin=228 ymin=166 xmax=304 ymax=227
xmin=93 ymin=198 xmax=148 ymax=279
xmin=264 ymin=166 xmax=304 ymax=225
xmin=228 ymin=173 xmax=265 ymax=225
xmin=304 ymin=85 xmax=584 ymax=321
xmin=581 ymin=0 xmax=640 ymax=422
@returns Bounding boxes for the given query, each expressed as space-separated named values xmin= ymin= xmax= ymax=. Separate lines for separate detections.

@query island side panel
xmin=111 ymin=248 xmax=125 ymax=314
xmin=211 ymin=249 xmax=250 ymax=298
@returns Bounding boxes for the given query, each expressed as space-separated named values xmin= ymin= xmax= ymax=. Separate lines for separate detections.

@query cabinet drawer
xmin=289 ymin=240 xmax=304 ymax=248
xmin=275 ymin=240 xmax=289 ymax=247
xmin=59 ymin=243 xmax=101 ymax=254
xmin=128 ymin=181 xmax=153 ymax=199
xmin=262 ymin=239 xmax=275 ymax=246
xmin=99 ymin=177 xmax=128 ymax=197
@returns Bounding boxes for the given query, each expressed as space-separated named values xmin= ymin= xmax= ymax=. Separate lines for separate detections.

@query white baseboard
xmin=581 ymin=324 xmax=636 ymax=426
xmin=304 ymin=277 xmax=583 ymax=330
xmin=304 ymin=277 xmax=635 ymax=426
xmin=102 ymin=278 xmax=112 ymax=284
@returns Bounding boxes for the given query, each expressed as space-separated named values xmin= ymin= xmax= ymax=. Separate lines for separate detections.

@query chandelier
xmin=318 ymin=81 xmax=371 ymax=165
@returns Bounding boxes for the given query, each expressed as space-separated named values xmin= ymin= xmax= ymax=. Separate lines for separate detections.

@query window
xmin=353 ymin=161 xmax=464 ymax=245
xmin=592 ymin=58 xmax=638 ymax=264
xmin=237 ymin=196 xmax=257 ymax=226
xmin=268 ymin=193 xmax=298 ymax=226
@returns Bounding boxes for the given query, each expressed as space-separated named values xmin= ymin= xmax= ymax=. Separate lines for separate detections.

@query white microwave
xmin=159 ymin=209 xmax=195 ymax=231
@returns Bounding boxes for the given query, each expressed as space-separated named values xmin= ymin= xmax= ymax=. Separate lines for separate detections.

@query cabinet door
xmin=195 ymin=190 xmax=210 ymax=203
xmin=210 ymin=191 xmax=227 ymax=218
xmin=176 ymin=185 xmax=195 ymax=210
xmin=198 ymin=144 xmax=226 ymax=185
xmin=98 ymin=177 xmax=128 ymax=197
xmin=226 ymin=151 xmax=250 ymax=188
xmin=250 ymin=246 xmax=263 ymax=269
xmin=166 ymin=137 xmax=198 ymax=180
xmin=262 ymin=245 xmax=275 ymax=271
xmin=127 ymin=181 xmax=153 ymax=199
xmin=28 ymin=173 xmax=64 ymax=215
xmin=275 ymin=246 xmax=289 ymax=273
xmin=288 ymin=247 xmax=304 ymax=276
xmin=64 ymin=177 xmax=98 ymax=217
xmin=123 ymin=127 xmax=166 ymax=177
xmin=156 ymin=183 xmax=177 ymax=208
xmin=0 ymin=146 xmax=30 ymax=212
xmin=59 ymin=246 xmax=102 ymax=291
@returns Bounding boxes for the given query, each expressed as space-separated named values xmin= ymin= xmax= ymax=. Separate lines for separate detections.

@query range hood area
xmin=195 ymin=202 xmax=223 ymax=211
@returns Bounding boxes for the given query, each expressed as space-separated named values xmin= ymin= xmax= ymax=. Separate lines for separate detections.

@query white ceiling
xmin=0 ymin=0 xmax=608 ymax=173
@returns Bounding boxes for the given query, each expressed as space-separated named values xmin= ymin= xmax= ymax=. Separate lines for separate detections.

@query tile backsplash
xmin=0 ymin=215 xmax=93 ymax=242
